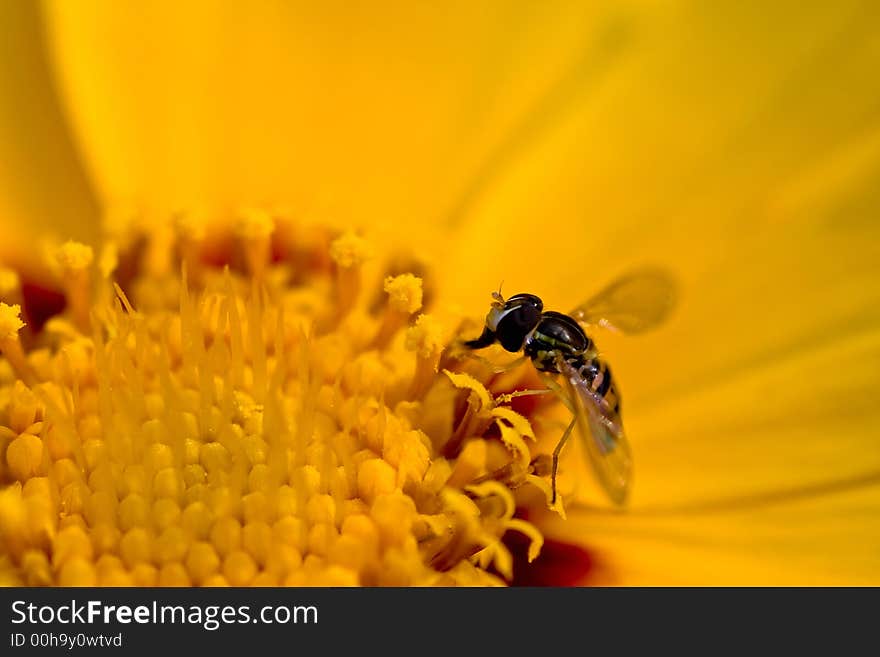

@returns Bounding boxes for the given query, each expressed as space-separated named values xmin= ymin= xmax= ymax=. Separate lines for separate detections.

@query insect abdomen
xmin=576 ymin=357 xmax=621 ymax=416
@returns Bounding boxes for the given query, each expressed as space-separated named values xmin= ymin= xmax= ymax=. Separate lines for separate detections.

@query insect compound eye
xmin=495 ymin=294 xmax=543 ymax=351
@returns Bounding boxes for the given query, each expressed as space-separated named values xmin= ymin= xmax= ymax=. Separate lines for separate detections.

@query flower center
xmin=0 ymin=212 xmax=558 ymax=586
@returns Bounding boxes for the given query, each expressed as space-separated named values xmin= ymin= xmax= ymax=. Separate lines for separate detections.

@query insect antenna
xmin=491 ymin=280 xmax=505 ymax=308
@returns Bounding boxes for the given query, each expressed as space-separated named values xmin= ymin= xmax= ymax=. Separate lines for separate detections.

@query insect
xmin=463 ymin=267 xmax=677 ymax=506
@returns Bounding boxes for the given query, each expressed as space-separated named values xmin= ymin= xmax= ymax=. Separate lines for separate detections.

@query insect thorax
xmin=524 ymin=312 xmax=591 ymax=372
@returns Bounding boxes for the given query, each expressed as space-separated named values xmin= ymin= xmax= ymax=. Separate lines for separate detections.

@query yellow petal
xmin=41 ymin=0 xmax=629 ymax=254
xmin=444 ymin=2 xmax=880 ymax=308
xmin=0 ymin=0 xmax=99 ymax=267
xmin=552 ymin=330 xmax=880 ymax=509
xmin=542 ymin=482 xmax=880 ymax=585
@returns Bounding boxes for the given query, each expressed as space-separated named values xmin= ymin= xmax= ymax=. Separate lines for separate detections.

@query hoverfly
xmin=463 ymin=267 xmax=677 ymax=506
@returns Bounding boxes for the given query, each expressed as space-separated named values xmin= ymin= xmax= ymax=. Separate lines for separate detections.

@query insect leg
xmin=532 ymin=370 xmax=578 ymax=503
xmin=535 ymin=371 xmax=574 ymax=413
xmin=551 ymin=414 xmax=577 ymax=504
xmin=494 ymin=387 xmax=553 ymax=404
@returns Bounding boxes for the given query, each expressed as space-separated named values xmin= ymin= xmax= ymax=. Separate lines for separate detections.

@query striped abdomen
xmin=571 ymin=356 xmax=621 ymax=417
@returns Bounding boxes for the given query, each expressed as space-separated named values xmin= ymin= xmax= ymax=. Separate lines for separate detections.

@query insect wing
xmin=569 ymin=266 xmax=677 ymax=334
xmin=560 ymin=362 xmax=632 ymax=505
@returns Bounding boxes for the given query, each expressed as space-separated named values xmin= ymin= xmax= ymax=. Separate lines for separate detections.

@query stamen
xmin=404 ymin=314 xmax=445 ymax=400
xmin=0 ymin=267 xmax=21 ymax=305
xmin=442 ymin=370 xmax=495 ymax=458
xmin=0 ymin=303 xmax=34 ymax=384
xmin=371 ymin=274 xmax=422 ymax=349
xmin=54 ymin=241 xmax=94 ymax=333
xmin=98 ymin=243 xmax=118 ymax=279
xmin=235 ymin=209 xmax=275 ymax=280
xmin=328 ymin=231 xmax=373 ymax=322
xmin=174 ymin=209 xmax=208 ymax=283
xmin=448 ymin=440 xmax=488 ymax=488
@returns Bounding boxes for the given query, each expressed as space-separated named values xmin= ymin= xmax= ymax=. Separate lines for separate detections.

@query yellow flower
xmin=1 ymin=224 xmax=556 ymax=586
xmin=1 ymin=0 xmax=880 ymax=585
